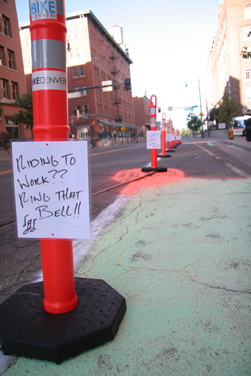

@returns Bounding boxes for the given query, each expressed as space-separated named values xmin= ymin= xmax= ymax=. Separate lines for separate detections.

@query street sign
xmin=102 ymin=80 xmax=113 ymax=92
xmin=121 ymin=126 xmax=126 ymax=132
xmin=200 ymin=112 xmax=204 ymax=117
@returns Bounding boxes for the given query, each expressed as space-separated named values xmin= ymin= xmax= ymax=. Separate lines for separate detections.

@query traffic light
xmin=158 ymin=107 xmax=161 ymax=113
xmin=124 ymin=78 xmax=131 ymax=91
xmin=87 ymin=125 xmax=90 ymax=136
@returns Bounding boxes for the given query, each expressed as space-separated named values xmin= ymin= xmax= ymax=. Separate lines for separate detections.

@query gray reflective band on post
xmin=32 ymin=39 xmax=66 ymax=70
xmin=56 ymin=0 xmax=65 ymax=16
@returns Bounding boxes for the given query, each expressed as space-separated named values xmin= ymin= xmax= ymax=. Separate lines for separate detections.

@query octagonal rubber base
xmin=158 ymin=154 xmax=171 ymax=158
xmin=141 ymin=167 xmax=167 ymax=172
xmin=0 ymin=278 xmax=126 ymax=364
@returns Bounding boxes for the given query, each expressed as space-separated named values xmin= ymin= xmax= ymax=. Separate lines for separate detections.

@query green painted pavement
xmin=3 ymin=177 xmax=251 ymax=376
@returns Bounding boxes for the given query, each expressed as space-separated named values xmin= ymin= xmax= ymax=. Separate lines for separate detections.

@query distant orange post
xmin=161 ymin=113 xmax=166 ymax=156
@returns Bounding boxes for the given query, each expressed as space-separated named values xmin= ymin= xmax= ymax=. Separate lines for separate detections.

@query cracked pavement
xmin=4 ymin=174 xmax=250 ymax=375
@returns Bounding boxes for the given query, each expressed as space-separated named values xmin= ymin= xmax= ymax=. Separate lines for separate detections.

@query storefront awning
xmin=98 ymin=120 xmax=142 ymax=130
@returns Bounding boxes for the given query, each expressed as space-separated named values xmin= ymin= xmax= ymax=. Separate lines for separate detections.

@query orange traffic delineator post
xmin=142 ymin=95 xmax=167 ymax=172
xmin=158 ymin=113 xmax=171 ymax=158
xmin=166 ymin=120 xmax=175 ymax=152
xmin=0 ymin=0 xmax=126 ymax=364
xmin=30 ymin=1 xmax=77 ymax=315
xmin=177 ymin=129 xmax=182 ymax=144
xmin=171 ymin=121 xmax=177 ymax=148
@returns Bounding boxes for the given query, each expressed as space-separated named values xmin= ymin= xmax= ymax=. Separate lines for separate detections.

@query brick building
xmin=19 ymin=10 xmax=139 ymax=146
xmin=205 ymin=0 xmax=251 ymax=124
xmin=133 ymin=95 xmax=150 ymax=134
xmin=0 ymin=0 xmax=32 ymax=147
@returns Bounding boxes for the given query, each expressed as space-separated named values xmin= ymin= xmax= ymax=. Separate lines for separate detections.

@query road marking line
xmin=91 ymin=144 xmax=141 ymax=157
xmin=145 ymin=157 xmax=161 ymax=168
xmin=0 ymin=170 xmax=12 ymax=175
xmin=196 ymin=144 xmax=250 ymax=178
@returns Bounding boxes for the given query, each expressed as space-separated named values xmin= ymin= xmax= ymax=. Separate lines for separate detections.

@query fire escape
xmin=110 ymin=53 xmax=122 ymax=123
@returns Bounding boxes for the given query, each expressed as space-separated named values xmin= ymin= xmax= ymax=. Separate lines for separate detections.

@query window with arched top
xmin=244 ymin=4 xmax=251 ymax=19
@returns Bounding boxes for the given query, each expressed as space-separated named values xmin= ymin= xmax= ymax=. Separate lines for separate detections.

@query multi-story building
xmin=0 ymin=0 xmax=31 ymax=147
xmin=205 ymin=0 xmax=251 ymax=123
xmin=133 ymin=95 xmax=150 ymax=134
xmin=19 ymin=10 xmax=138 ymax=146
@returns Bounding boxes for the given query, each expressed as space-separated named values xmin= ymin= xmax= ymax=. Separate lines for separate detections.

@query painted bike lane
xmin=3 ymin=169 xmax=251 ymax=376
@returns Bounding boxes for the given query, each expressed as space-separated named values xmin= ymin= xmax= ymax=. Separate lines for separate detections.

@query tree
xmin=14 ymin=92 xmax=33 ymax=130
xmin=186 ymin=112 xmax=201 ymax=133
xmin=217 ymin=88 xmax=239 ymax=128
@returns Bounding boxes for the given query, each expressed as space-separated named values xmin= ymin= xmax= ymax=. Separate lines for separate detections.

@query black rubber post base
xmin=0 ymin=278 xmax=126 ymax=364
xmin=141 ymin=167 xmax=167 ymax=172
xmin=158 ymin=154 xmax=171 ymax=158
xmin=166 ymin=149 xmax=175 ymax=152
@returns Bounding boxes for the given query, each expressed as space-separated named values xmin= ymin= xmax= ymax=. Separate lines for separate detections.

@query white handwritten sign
xmin=165 ymin=133 xmax=172 ymax=142
xmin=12 ymin=141 xmax=90 ymax=239
xmin=146 ymin=130 xmax=161 ymax=149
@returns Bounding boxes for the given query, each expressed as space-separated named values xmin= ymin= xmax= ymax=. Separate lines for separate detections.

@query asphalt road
xmin=0 ymin=138 xmax=250 ymax=304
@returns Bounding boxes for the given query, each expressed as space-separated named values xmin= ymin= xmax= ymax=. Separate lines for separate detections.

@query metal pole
xmin=198 ymin=79 xmax=204 ymax=138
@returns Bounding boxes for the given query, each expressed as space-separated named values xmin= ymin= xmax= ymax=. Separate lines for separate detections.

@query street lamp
xmin=185 ymin=79 xmax=204 ymax=138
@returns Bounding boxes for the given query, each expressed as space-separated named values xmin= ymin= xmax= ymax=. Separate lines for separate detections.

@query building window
xmin=97 ymin=104 xmax=103 ymax=114
xmin=2 ymin=15 xmax=10 ymax=37
xmin=79 ymin=66 xmax=85 ymax=76
xmin=94 ymin=67 xmax=99 ymax=79
xmin=72 ymin=67 xmax=78 ymax=77
xmin=0 ymin=46 xmax=4 ymax=65
xmin=246 ymin=87 xmax=251 ymax=101
xmin=243 ymin=26 xmax=251 ymax=41
xmin=1 ymin=78 xmax=8 ymax=98
xmin=7 ymin=49 xmax=14 ymax=69
xmin=245 ymin=68 xmax=251 ymax=80
xmin=244 ymin=4 xmax=251 ymax=19
xmin=11 ymin=82 xmax=18 ymax=100
xmin=6 ymin=118 xmax=19 ymax=139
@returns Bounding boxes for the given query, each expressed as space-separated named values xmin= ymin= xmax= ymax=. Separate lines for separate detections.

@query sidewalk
xmin=218 ymin=135 xmax=251 ymax=152
xmin=183 ymin=133 xmax=251 ymax=152
xmin=1 ymin=169 xmax=250 ymax=375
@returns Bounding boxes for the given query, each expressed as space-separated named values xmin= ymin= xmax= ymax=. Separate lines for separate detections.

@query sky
xmin=15 ymin=0 xmax=220 ymax=130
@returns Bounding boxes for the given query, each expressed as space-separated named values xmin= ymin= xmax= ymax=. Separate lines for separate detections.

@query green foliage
xmin=241 ymin=46 xmax=251 ymax=59
xmin=181 ymin=128 xmax=191 ymax=136
xmin=241 ymin=31 xmax=251 ymax=59
xmin=186 ymin=112 xmax=201 ymax=132
xmin=14 ymin=92 xmax=33 ymax=130
xmin=217 ymin=88 xmax=239 ymax=128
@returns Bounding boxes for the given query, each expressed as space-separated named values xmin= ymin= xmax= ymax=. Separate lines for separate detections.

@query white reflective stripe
xmin=32 ymin=70 xmax=67 ymax=91
xmin=32 ymin=40 xmax=66 ymax=70
xmin=150 ymin=108 xmax=156 ymax=115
